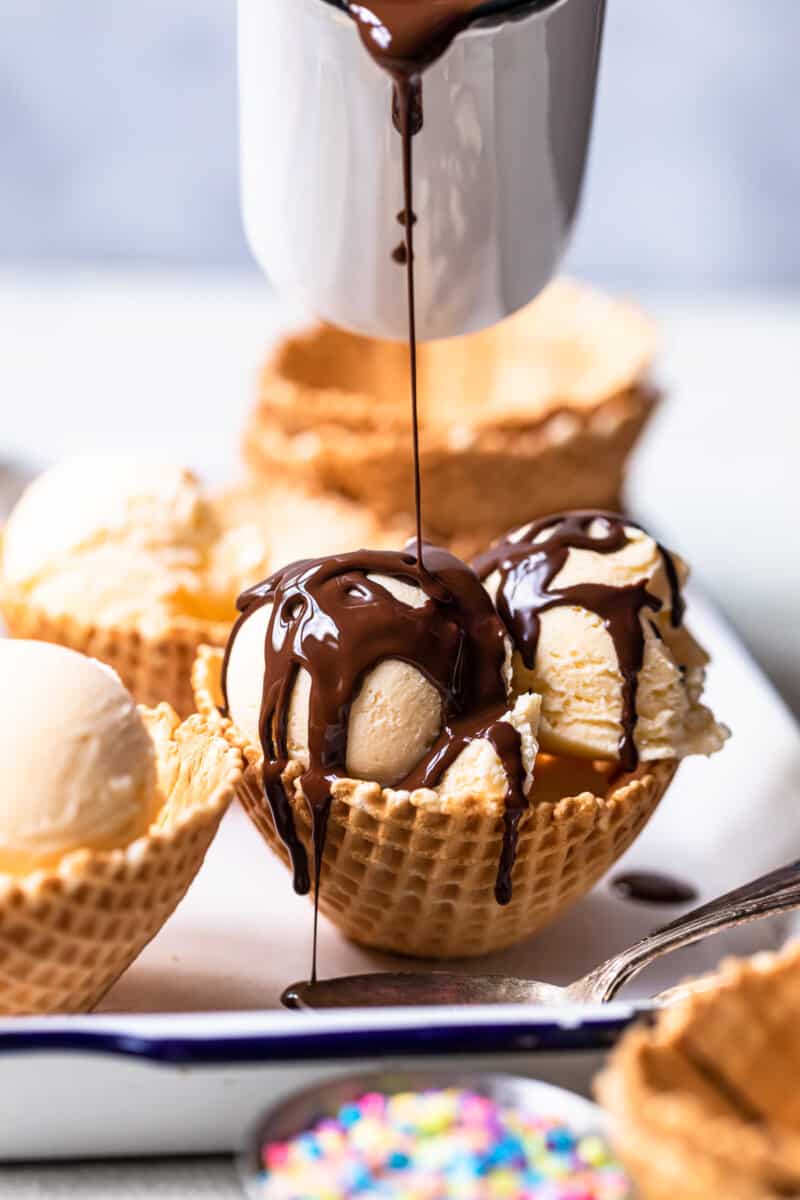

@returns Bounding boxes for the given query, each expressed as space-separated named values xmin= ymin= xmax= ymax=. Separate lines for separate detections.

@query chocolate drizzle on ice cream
xmin=222 ymin=544 xmax=529 ymax=976
xmin=473 ymin=512 xmax=686 ymax=772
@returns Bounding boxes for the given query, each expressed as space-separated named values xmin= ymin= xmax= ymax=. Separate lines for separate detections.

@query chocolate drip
xmin=222 ymin=545 xmax=529 ymax=975
xmin=661 ymin=546 xmax=685 ymax=628
xmin=392 ymin=209 xmax=416 ymax=264
xmin=345 ymin=0 xmax=481 ymax=566
xmin=391 ymin=84 xmax=424 ymax=136
xmin=395 ymin=76 xmax=424 ymax=562
xmin=473 ymin=512 xmax=687 ymax=772
xmin=348 ymin=0 xmax=478 ymax=75
xmin=612 ymin=870 xmax=698 ymax=905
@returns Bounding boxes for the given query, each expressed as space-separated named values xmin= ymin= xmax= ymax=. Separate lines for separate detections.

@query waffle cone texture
xmin=244 ymin=279 xmax=659 ymax=543
xmin=0 ymin=583 xmax=230 ymax=718
xmin=597 ymin=943 xmax=800 ymax=1200
xmin=0 ymin=704 xmax=240 ymax=1016
xmin=194 ymin=646 xmax=675 ymax=959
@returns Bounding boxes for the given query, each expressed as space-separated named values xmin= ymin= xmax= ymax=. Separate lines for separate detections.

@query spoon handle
xmin=581 ymin=858 xmax=800 ymax=1003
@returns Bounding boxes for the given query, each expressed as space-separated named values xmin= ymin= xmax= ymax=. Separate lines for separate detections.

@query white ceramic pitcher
xmin=238 ymin=0 xmax=606 ymax=340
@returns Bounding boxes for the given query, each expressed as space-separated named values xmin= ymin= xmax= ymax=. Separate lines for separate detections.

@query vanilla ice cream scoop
xmin=1 ymin=457 xmax=227 ymax=631
xmin=0 ymin=641 xmax=158 ymax=874
xmin=475 ymin=512 xmax=728 ymax=767
xmin=222 ymin=547 xmax=541 ymax=902
xmin=225 ymin=573 xmax=443 ymax=787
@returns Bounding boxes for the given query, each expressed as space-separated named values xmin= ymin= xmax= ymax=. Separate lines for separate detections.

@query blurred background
xmin=1 ymin=0 xmax=798 ymax=711
xmin=2 ymin=0 xmax=799 ymax=283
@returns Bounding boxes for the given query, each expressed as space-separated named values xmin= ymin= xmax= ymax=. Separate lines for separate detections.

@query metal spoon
xmin=283 ymin=857 xmax=800 ymax=1009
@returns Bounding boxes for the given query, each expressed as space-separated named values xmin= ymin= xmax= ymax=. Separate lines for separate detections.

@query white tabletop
xmin=0 ymin=271 xmax=797 ymax=1194
xmin=0 ymin=1158 xmax=241 ymax=1198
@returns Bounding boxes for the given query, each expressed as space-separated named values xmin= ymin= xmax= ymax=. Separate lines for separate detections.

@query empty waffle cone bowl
xmin=194 ymin=646 xmax=675 ymax=959
xmin=244 ymin=279 xmax=659 ymax=543
xmin=597 ymin=943 xmax=800 ymax=1200
xmin=0 ymin=583 xmax=231 ymax=718
xmin=0 ymin=704 xmax=240 ymax=1015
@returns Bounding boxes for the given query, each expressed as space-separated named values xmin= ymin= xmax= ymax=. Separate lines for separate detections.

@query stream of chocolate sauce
xmin=222 ymin=545 xmax=528 ymax=978
xmin=473 ymin=512 xmax=686 ymax=772
xmin=346 ymin=0 xmax=485 ymax=564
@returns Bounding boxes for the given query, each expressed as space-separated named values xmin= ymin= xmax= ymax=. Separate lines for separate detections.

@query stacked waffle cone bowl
xmin=598 ymin=943 xmax=800 ymax=1200
xmin=243 ymin=279 xmax=660 ymax=556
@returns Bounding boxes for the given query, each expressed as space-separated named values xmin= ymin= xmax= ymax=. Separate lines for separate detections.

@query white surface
xmin=0 ymin=1157 xmax=242 ymax=1198
xmin=629 ymin=294 xmax=800 ymax=715
xmin=3 ymin=1051 xmax=607 ymax=1164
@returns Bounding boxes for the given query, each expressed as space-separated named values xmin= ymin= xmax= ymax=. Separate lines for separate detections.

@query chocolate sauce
xmin=348 ymin=0 xmax=479 ymax=75
xmin=222 ymin=545 xmax=529 ymax=976
xmin=396 ymin=75 xmax=424 ymax=561
xmin=346 ymin=0 xmax=484 ymax=564
xmin=473 ymin=512 xmax=686 ymax=772
xmin=611 ymin=870 xmax=698 ymax=905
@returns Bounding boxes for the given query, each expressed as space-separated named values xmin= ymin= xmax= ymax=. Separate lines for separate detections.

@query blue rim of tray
xmin=0 ymin=1002 xmax=648 ymax=1065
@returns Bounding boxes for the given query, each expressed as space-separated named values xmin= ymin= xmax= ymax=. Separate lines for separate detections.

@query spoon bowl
xmin=284 ymin=857 xmax=800 ymax=1010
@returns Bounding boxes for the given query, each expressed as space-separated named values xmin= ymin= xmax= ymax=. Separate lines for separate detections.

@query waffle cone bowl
xmin=0 ymin=582 xmax=231 ymax=718
xmin=244 ymin=279 xmax=659 ymax=545
xmin=194 ymin=645 xmax=675 ymax=959
xmin=597 ymin=943 xmax=800 ymax=1200
xmin=0 ymin=704 xmax=240 ymax=1016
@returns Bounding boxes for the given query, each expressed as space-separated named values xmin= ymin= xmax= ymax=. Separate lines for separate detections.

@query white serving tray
xmin=1 ymin=595 xmax=799 ymax=1161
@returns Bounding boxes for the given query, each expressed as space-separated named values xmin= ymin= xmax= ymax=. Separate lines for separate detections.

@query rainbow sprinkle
xmin=254 ymin=1087 xmax=631 ymax=1199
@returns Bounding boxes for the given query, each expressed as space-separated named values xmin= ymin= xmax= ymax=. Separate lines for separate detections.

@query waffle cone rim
xmin=246 ymin=383 xmax=658 ymax=464
xmin=0 ymin=576 xmax=233 ymax=646
xmin=254 ymin=278 xmax=660 ymax=441
xmin=0 ymin=702 xmax=242 ymax=903
xmin=596 ymin=943 xmax=800 ymax=1196
xmin=0 ymin=572 xmax=233 ymax=715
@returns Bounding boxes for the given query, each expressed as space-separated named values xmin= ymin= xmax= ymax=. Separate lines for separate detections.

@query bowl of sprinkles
xmin=240 ymin=1071 xmax=633 ymax=1199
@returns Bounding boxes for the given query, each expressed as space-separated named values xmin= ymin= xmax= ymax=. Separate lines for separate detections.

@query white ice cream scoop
xmin=0 ymin=640 xmax=157 ymax=873
xmin=224 ymin=570 xmax=539 ymax=792
xmin=225 ymin=573 xmax=442 ymax=786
